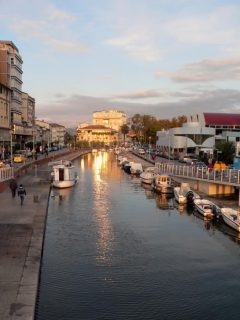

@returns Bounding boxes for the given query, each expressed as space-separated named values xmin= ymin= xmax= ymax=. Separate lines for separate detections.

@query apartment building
xmin=0 ymin=41 xmax=35 ymax=151
xmin=0 ymin=41 xmax=23 ymax=125
xmin=50 ymin=123 xmax=66 ymax=147
xmin=35 ymin=119 xmax=51 ymax=149
xmin=21 ymin=92 xmax=35 ymax=125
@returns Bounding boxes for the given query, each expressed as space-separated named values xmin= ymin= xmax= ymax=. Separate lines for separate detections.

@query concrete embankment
xmin=0 ymin=149 xmax=89 ymax=320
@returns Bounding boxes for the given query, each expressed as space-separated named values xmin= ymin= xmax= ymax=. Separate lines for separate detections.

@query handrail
xmin=155 ymin=162 xmax=239 ymax=187
xmin=0 ymin=167 xmax=14 ymax=182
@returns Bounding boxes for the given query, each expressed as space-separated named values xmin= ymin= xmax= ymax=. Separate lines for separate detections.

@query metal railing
xmin=155 ymin=162 xmax=240 ymax=186
xmin=0 ymin=167 xmax=14 ymax=182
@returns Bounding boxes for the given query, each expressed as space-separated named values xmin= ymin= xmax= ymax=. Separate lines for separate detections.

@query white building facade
xmin=50 ymin=123 xmax=66 ymax=147
xmin=156 ymin=122 xmax=215 ymax=159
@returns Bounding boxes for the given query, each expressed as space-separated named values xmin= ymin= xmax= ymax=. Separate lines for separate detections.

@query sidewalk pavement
xmin=0 ymin=149 xmax=89 ymax=320
xmin=0 ymin=163 xmax=50 ymax=320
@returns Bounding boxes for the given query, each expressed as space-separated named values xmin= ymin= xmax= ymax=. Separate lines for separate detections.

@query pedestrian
xmin=213 ymin=161 xmax=220 ymax=177
xmin=9 ymin=178 xmax=18 ymax=198
xmin=18 ymin=184 xmax=26 ymax=205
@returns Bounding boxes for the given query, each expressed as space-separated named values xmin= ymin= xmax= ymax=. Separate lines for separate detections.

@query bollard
xmin=33 ymin=195 xmax=39 ymax=203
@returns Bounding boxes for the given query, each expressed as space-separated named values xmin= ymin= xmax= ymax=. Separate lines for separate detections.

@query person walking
xmin=18 ymin=184 xmax=26 ymax=205
xmin=9 ymin=178 xmax=18 ymax=198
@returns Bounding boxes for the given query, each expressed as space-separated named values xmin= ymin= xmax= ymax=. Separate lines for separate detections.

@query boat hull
xmin=53 ymin=179 xmax=77 ymax=188
xmin=221 ymin=209 xmax=240 ymax=232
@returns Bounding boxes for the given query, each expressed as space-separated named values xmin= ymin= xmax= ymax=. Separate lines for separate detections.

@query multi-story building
xmin=0 ymin=42 xmax=12 ymax=157
xmin=0 ymin=83 xmax=11 ymax=157
xmin=0 ymin=41 xmax=23 ymax=126
xmin=21 ymin=92 xmax=35 ymax=127
xmin=0 ymin=41 xmax=34 ymax=151
xmin=76 ymin=124 xmax=118 ymax=146
xmin=35 ymin=119 xmax=51 ymax=149
xmin=156 ymin=112 xmax=240 ymax=160
xmin=50 ymin=123 xmax=66 ymax=147
xmin=93 ymin=109 xmax=127 ymax=131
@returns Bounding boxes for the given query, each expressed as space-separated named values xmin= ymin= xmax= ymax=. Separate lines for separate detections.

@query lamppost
xmin=168 ymin=131 xmax=171 ymax=161
xmin=148 ymin=136 xmax=151 ymax=159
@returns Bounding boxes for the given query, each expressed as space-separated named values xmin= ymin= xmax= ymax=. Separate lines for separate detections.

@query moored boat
xmin=194 ymin=199 xmax=221 ymax=219
xmin=174 ymin=182 xmax=200 ymax=204
xmin=152 ymin=174 xmax=173 ymax=194
xmin=221 ymin=208 xmax=240 ymax=232
xmin=130 ymin=162 xmax=143 ymax=176
xmin=140 ymin=166 xmax=158 ymax=184
xmin=51 ymin=160 xmax=78 ymax=188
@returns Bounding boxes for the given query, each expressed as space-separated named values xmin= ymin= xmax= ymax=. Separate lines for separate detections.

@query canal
xmin=35 ymin=152 xmax=240 ymax=320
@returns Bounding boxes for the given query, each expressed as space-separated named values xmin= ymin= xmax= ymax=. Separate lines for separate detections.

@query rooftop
xmin=204 ymin=113 xmax=240 ymax=126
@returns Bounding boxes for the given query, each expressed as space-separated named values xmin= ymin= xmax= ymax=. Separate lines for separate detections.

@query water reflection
xmin=141 ymin=183 xmax=155 ymax=199
xmin=92 ymin=152 xmax=113 ymax=265
xmin=51 ymin=187 xmax=72 ymax=203
xmin=155 ymin=194 xmax=174 ymax=210
xmin=174 ymin=202 xmax=240 ymax=245
xmin=35 ymin=153 xmax=240 ymax=320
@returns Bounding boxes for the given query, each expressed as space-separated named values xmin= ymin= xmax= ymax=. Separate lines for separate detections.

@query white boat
xmin=174 ymin=182 xmax=200 ymax=204
xmin=92 ymin=149 xmax=98 ymax=153
xmin=140 ymin=167 xmax=158 ymax=185
xmin=51 ymin=160 xmax=78 ymax=188
xmin=119 ymin=157 xmax=128 ymax=166
xmin=221 ymin=208 xmax=240 ymax=232
xmin=152 ymin=174 xmax=173 ymax=194
xmin=130 ymin=162 xmax=143 ymax=175
xmin=194 ymin=199 xmax=220 ymax=219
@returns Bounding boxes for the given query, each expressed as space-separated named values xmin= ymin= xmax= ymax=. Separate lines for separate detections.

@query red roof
xmin=80 ymin=125 xmax=116 ymax=131
xmin=204 ymin=113 xmax=240 ymax=126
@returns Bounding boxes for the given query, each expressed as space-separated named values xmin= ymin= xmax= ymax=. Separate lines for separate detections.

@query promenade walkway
xmin=0 ymin=149 xmax=88 ymax=320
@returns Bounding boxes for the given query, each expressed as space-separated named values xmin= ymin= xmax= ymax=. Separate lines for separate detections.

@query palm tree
xmin=120 ymin=124 xmax=129 ymax=146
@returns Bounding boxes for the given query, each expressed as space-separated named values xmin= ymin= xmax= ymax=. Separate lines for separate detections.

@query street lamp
xmin=168 ymin=131 xmax=171 ymax=161
xmin=148 ymin=136 xmax=151 ymax=159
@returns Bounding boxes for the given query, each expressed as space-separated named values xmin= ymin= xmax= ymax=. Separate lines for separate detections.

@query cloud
xmin=36 ymin=89 xmax=240 ymax=127
xmin=156 ymin=57 xmax=240 ymax=82
xmin=46 ymin=6 xmax=76 ymax=22
xmin=165 ymin=5 xmax=240 ymax=46
xmin=112 ymin=89 xmax=167 ymax=99
xmin=7 ymin=4 xmax=88 ymax=54
xmin=105 ymin=33 xmax=161 ymax=62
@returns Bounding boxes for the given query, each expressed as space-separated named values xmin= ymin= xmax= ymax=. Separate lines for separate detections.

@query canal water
xmin=35 ymin=152 xmax=240 ymax=320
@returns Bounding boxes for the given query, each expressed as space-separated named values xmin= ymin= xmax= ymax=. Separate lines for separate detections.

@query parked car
xmin=138 ymin=148 xmax=146 ymax=155
xmin=13 ymin=153 xmax=26 ymax=163
xmin=194 ymin=162 xmax=208 ymax=172
xmin=184 ymin=157 xmax=198 ymax=165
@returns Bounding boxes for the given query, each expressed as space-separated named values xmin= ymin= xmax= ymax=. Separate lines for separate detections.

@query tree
xmin=215 ymin=141 xmax=235 ymax=164
xmin=121 ymin=124 xmax=129 ymax=145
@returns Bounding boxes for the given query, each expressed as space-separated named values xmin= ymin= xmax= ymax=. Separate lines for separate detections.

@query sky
xmin=1 ymin=0 xmax=240 ymax=127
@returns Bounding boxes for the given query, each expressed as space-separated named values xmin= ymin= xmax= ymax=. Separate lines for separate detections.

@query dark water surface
xmin=35 ymin=152 xmax=240 ymax=320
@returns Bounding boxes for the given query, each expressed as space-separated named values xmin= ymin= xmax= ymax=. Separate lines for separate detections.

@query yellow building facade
xmin=93 ymin=110 xmax=127 ymax=131
xmin=76 ymin=125 xmax=118 ymax=146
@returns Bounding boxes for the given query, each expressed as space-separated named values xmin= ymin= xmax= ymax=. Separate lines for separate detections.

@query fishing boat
xmin=152 ymin=174 xmax=173 ymax=194
xmin=194 ymin=199 xmax=221 ymax=219
xmin=51 ymin=160 xmax=79 ymax=188
xmin=221 ymin=208 xmax=240 ymax=232
xmin=174 ymin=182 xmax=200 ymax=204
